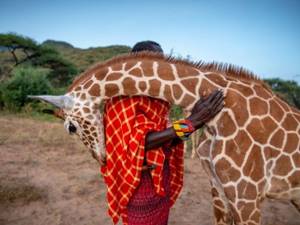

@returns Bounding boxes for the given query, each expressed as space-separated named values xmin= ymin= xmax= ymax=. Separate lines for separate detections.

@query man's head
xmin=132 ymin=40 xmax=163 ymax=53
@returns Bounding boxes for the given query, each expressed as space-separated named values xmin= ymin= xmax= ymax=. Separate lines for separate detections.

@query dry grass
xmin=0 ymin=178 xmax=47 ymax=204
xmin=0 ymin=114 xmax=82 ymax=149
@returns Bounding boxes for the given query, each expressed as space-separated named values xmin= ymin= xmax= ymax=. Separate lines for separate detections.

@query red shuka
xmin=101 ymin=96 xmax=184 ymax=224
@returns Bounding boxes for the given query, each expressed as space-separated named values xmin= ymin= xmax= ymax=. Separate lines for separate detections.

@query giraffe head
xmin=28 ymin=94 xmax=106 ymax=165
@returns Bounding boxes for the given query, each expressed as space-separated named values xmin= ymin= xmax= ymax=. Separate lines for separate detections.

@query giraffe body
xmin=35 ymin=53 xmax=300 ymax=224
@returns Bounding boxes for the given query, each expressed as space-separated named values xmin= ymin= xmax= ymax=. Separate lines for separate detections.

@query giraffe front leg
xmin=211 ymin=186 xmax=234 ymax=225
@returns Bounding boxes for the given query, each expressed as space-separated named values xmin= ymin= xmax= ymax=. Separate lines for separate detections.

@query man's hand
xmin=144 ymin=90 xmax=224 ymax=151
xmin=188 ymin=90 xmax=224 ymax=129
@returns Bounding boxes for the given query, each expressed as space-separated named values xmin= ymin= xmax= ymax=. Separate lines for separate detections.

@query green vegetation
xmin=0 ymin=33 xmax=130 ymax=116
xmin=1 ymin=66 xmax=52 ymax=111
xmin=0 ymin=33 xmax=79 ymax=87
xmin=264 ymin=78 xmax=300 ymax=109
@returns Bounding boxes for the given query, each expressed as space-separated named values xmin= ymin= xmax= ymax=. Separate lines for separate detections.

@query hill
xmin=0 ymin=39 xmax=131 ymax=81
xmin=41 ymin=40 xmax=131 ymax=72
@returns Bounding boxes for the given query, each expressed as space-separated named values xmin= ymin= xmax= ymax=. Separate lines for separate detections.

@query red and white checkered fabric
xmin=101 ymin=96 xmax=184 ymax=224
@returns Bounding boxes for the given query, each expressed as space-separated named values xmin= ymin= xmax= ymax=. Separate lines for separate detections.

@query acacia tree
xmin=0 ymin=33 xmax=78 ymax=87
xmin=0 ymin=33 xmax=40 ymax=65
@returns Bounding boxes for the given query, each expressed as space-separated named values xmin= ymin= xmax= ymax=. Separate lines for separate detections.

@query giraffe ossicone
xmin=31 ymin=52 xmax=300 ymax=225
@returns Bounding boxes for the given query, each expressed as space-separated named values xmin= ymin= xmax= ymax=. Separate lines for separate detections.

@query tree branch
xmin=9 ymin=47 xmax=19 ymax=65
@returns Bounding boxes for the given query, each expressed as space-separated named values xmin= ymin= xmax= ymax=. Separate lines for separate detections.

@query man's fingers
xmin=209 ymin=91 xmax=224 ymax=115
xmin=213 ymin=93 xmax=224 ymax=109
xmin=212 ymin=100 xmax=225 ymax=116
xmin=210 ymin=90 xmax=224 ymax=107
xmin=206 ymin=89 xmax=220 ymax=103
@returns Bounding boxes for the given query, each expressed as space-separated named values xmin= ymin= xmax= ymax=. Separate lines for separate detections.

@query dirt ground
xmin=0 ymin=115 xmax=299 ymax=225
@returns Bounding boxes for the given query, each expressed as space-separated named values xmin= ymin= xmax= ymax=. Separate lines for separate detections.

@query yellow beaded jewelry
xmin=172 ymin=119 xmax=195 ymax=141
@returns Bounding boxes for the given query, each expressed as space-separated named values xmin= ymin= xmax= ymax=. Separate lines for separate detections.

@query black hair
xmin=131 ymin=40 xmax=163 ymax=53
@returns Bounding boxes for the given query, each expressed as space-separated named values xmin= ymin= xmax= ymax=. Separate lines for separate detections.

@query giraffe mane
xmin=69 ymin=51 xmax=268 ymax=91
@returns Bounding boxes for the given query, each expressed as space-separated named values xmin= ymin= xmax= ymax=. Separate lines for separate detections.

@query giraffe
xmin=30 ymin=52 xmax=300 ymax=225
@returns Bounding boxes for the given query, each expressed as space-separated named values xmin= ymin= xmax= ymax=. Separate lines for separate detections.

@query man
xmin=102 ymin=41 xmax=224 ymax=225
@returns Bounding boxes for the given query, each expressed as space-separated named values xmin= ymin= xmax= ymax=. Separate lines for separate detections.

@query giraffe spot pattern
xmin=224 ymin=185 xmax=236 ymax=201
xmin=250 ymin=210 xmax=261 ymax=223
xmin=181 ymin=94 xmax=196 ymax=108
xmin=157 ymin=63 xmax=175 ymax=80
xmin=125 ymin=61 xmax=138 ymax=71
xmin=205 ymin=73 xmax=228 ymax=88
xmin=269 ymin=129 xmax=285 ymax=149
xmin=288 ymin=171 xmax=300 ymax=187
xmin=172 ymin=84 xmax=183 ymax=100
xmin=225 ymin=90 xmax=249 ymax=126
xmin=129 ymin=68 xmax=143 ymax=77
xmin=141 ymin=61 xmax=154 ymax=76
xmin=83 ymin=107 xmax=90 ymax=113
xmin=283 ymin=133 xmax=299 ymax=153
xmin=211 ymin=139 xmax=223 ymax=159
xmin=148 ymin=79 xmax=161 ymax=97
xmin=269 ymin=98 xmax=285 ymax=122
xmin=238 ymin=201 xmax=256 ymax=221
xmin=95 ymin=68 xmax=108 ymax=80
xmin=105 ymin=84 xmax=119 ymax=97
xmin=237 ymin=180 xmax=257 ymax=200
xmin=269 ymin=177 xmax=289 ymax=193
xmin=292 ymin=152 xmax=300 ymax=167
xmin=225 ymin=130 xmax=252 ymax=166
xmin=199 ymin=79 xmax=216 ymax=96
xmin=110 ymin=63 xmax=122 ymax=71
xmin=217 ymin=111 xmax=236 ymax=137
xmin=181 ymin=78 xmax=199 ymax=94
xmin=176 ymin=64 xmax=199 ymax=78
xmin=84 ymin=80 xmax=93 ymax=89
xmin=277 ymin=97 xmax=290 ymax=111
xmin=273 ymin=155 xmax=293 ymax=176
xmin=88 ymin=83 xmax=101 ymax=96
xmin=243 ymin=145 xmax=264 ymax=182
xmin=138 ymin=81 xmax=147 ymax=92
xmin=106 ymin=72 xmax=123 ymax=81
xmin=281 ymin=113 xmax=298 ymax=131
xmin=215 ymin=158 xmax=241 ymax=183
xmin=246 ymin=117 xmax=277 ymax=144
xmin=198 ymin=139 xmax=212 ymax=158
xmin=122 ymin=77 xmax=138 ymax=95
xmin=253 ymin=85 xmax=272 ymax=99
xmin=249 ymin=97 xmax=268 ymax=115
xmin=163 ymin=85 xmax=173 ymax=103
xmin=229 ymin=82 xmax=254 ymax=97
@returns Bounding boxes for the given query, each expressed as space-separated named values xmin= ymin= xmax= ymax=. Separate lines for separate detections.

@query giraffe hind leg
xmin=291 ymin=200 xmax=300 ymax=214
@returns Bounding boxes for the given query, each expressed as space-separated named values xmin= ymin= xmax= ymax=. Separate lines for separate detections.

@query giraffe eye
xmin=68 ymin=122 xmax=77 ymax=134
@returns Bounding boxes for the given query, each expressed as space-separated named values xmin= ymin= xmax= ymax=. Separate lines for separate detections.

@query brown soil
xmin=0 ymin=115 xmax=299 ymax=225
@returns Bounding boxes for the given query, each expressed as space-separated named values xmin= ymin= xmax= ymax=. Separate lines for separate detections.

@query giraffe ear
xmin=27 ymin=95 xmax=74 ymax=109
xmin=41 ymin=109 xmax=65 ymax=120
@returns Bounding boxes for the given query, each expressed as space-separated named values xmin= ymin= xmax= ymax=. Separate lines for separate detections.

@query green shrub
xmin=0 ymin=83 xmax=4 ymax=110
xmin=1 ymin=66 xmax=53 ymax=111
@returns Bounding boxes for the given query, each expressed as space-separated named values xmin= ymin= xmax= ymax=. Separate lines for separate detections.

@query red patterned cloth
xmin=101 ymin=96 xmax=184 ymax=225
xmin=127 ymin=160 xmax=171 ymax=225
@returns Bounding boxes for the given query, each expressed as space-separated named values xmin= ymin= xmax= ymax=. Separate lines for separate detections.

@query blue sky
xmin=1 ymin=0 xmax=300 ymax=82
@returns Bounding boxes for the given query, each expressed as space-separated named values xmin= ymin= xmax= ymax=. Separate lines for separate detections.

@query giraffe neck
xmin=70 ymin=57 xmax=230 ymax=111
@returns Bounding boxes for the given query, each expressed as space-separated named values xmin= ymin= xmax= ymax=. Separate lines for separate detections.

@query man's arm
xmin=145 ymin=90 xmax=224 ymax=151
